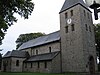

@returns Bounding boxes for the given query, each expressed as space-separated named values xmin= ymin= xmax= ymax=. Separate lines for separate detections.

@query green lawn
xmin=0 ymin=72 xmax=86 ymax=75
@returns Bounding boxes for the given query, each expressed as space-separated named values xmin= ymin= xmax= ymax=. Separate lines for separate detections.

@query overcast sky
xmin=0 ymin=0 xmax=100 ymax=54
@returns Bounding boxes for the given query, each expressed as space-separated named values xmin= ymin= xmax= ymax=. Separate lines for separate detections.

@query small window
xmin=87 ymin=12 xmax=89 ymax=19
xmin=44 ymin=61 xmax=47 ymax=68
xmin=70 ymin=10 xmax=73 ymax=16
xmin=16 ymin=60 xmax=19 ymax=66
xmin=85 ymin=24 xmax=88 ymax=31
xmin=49 ymin=47 xmax=51 ymax=53
xmin=89 ymin=26 xmax=91 ymax=32
xmin=30 ymin=63 xmax=32 ymax=68
xmin=65 ymin=12 xmax=68 ymax=19
xmin=71 ymin=24 xmax=75 ymax=31
xmin=38 ymin=62 xmax=40 ymax=68
xmin=36 ymin=50 xmax=38 ymax=55
xmin=65 ymin=26 xmax=68 ymax=33
xmin=84 ymin=10 xmax=86 ymax=17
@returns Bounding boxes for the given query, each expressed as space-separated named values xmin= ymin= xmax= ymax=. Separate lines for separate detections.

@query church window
xmin=16 ymin=60 xmax=19 ymax=66
xmin=30 ymin=63 xmax=33 ymax=68
xmin=70 ymin=10 xmax=73 ymax=16
xmin=85 ymin=24 xmax=88 ymax=31
xmin=89 ymin=26 xmax=91 ymax=32
xmin=44 ymin=61 xmax=47 ymax=68
xmin=84 ymin=10 xmax=86 ymax=17
xmin=65 ymin=26 xmax=68 ymax=33
xmin=36 ymin=50 xmax=38 ymax=55
xmin=87 ymin=12 xmax=89 ymax=19
xmin=65 ymin=12 xmax=68 ymax=19
xmin=71 ymin=24 xmax=75 ymax=31
xmin=49 ymin=47 xmax=51 ymax=53
xmin=38 ymin=62 xmax=40 ymax=68
xmin=31 ymin=49 xmax=32 ymax=56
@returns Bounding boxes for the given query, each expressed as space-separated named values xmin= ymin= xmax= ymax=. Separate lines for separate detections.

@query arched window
xmin=49 ymin=47 xmax=51 ymax=53
xmin=36 ymin=50 xmax=38 ymax=55
xmin=65 ymin=26 xmax=68 ymax=33
xmin=71 ymin=24 xmax=75 ymax=31
xmin=44 ymin=61 xmax=47 ymax=68
xmin=65 ymin=12 xmax=68 ymax=19
xmin=16 ymin=60 xmax=19 ymax=66
xmin=85 ymin=24 xmax=88 ymax=31
xmin=84 ymin=10 xmax=86 ymax=17
xmin=70 ymin=10 xmax=73 ymax=16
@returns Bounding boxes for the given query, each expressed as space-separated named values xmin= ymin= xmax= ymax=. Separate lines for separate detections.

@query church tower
xmin=60 ymin=0 xmax=98 ymax=72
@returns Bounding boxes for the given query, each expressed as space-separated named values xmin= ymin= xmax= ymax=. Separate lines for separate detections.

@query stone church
xmin=1 ymin=0 xmax=98 ymax=73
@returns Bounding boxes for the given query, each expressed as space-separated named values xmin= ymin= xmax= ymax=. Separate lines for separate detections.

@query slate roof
xmin=18 ymin=31 xmax=60 ymax=50
xmin=60 ymin=0 xmax=88 ymax=13
xmin=3 ymin=50 xmax=29 ymax=58
xmin=25 ymin=51 xmax=60 ymax=62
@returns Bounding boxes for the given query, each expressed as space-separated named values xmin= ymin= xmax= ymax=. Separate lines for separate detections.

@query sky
xmin=0 ymin=0 xmax=100 ymax=54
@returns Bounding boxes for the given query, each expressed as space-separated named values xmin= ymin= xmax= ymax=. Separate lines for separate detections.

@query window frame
xmin=71 ymin=24 xmax=75 ymax=31
xmin=85 ymin=24 xmax=88 ymax=31
xmin=49 ymin=47 xmax=51 ymax=53
xmin=44 ymin=61 xmax=47 ymax=68
xmin=65 ymin=26 xmax=68 ymax=33
xmin=70 ymin=10 xmax=73 ymax=16
xmin=16 ymin=60 xmax=19 ymax=67
xmin=38 ymin=62 xmax=40 ymax=68
xmin=36 ymin=50 xmax=38 ymax=55
xmin=65 ymin=12 xmax=68 ymax=19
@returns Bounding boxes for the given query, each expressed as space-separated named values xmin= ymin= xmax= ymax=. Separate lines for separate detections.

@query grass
xmin=0 ymin=72 xmax=87 ymax=75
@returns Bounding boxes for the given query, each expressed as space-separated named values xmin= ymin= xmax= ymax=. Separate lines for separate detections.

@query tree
xmin=94 ymin=24 xmax=100 ymax=64
xmin=16 ymin=32 xmax=46 ymax=49
xmin=0 ymin=0 xmax=34 ymax=45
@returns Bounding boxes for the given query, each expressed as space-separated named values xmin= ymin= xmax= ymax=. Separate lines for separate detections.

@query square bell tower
xmin=60 ymin=0 xmax=98 ymax=73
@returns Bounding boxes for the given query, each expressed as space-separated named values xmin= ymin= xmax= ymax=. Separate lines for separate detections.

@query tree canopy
xmin=16 ymin=32 xmax=46 ymax=49
xmin=0 ymin=0 xmax=34 ymax=45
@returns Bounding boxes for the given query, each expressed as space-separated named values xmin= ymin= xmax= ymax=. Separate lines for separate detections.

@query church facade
xmin=1 ymin=0 xmax=98 ymax=73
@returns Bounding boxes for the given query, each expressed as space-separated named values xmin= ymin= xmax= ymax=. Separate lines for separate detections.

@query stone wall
xmin=1 ymin=58 xmax=12 ymax=72
xmin=22 ymin=42 xmax=60 ymax=56
xmin=51 ymin=53 xmax=61 ymax=73
xmin=11 ymin=57 xmax=26 ymax=72
xmin=60 ymin=4 xmax=97 ymax=72
xmin=23 ymin=53 xmax=61 ymax=73
xmin=23 ymin=61 xmax=52 ymax=73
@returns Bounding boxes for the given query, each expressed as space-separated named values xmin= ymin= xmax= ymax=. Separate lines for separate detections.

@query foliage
xmin=0 ymin=0 xmax=34 ymax=45
xmin=16 ymin=32 xmax=46 ymax=49
xmin=94 ymin=24 xmax=100 ymax=63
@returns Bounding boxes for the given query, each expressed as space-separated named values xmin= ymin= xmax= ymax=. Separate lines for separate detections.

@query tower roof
xmin=60 ymin=0 xmax=88 ymax=13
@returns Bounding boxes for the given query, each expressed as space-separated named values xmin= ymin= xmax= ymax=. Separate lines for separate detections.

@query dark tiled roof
xmin=26 ymin=51 xmax=60 ymax=62
xmin=18 ymin=31 xmax=60 ymax=50
xmin=3 ymin=50 xmax=29 ymax=58
xmin=60 ymin=0 xmax=88 ymax=13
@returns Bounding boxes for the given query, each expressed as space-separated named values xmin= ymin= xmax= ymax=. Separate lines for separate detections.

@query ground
xmin=0 ymin=72 xmax=86 ymax=75
xmin=1 ymin=72 xmax=100 ymax=75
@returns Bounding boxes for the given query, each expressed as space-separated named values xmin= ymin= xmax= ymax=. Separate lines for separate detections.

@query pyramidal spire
xmin=60 ymin=0 xmax=88 ymax=13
